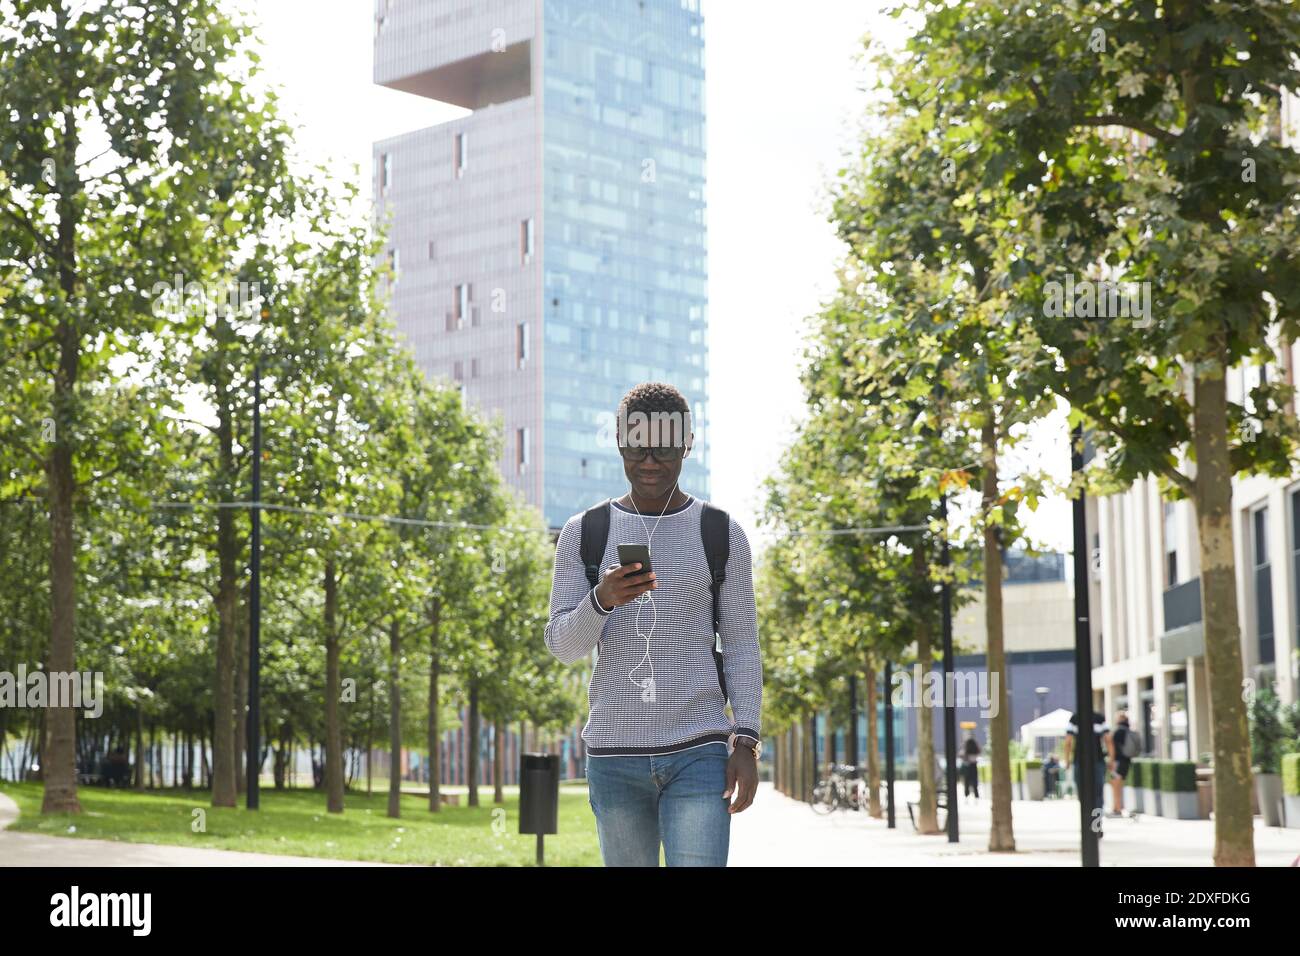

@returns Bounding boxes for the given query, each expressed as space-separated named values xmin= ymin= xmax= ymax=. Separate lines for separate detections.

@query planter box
xmin=1127 ymin=760 xmax=1148 ymax=814
xmin=1158 ymin=761 xmax=1201 ymax=819
xmin=1129 ymin=759 xmax=1157 ymax=815
xmin=1196 ymin=780 xmax=1212 ymax=820
xmin=1140 ymin=788 xmax=1161 ymax=815
xmin=1285 ymin=795 xmax=1300 ymax=829
xmin=1024 ymin=762 xmax=1045 ymax=800
xmin=1283 ymin=755 xmax=1300 ymax=828
xmin=1255 ymin=773 xmax=1283 ymax=827
xmin=1162 ymin=789 xmax=1200 ymax=819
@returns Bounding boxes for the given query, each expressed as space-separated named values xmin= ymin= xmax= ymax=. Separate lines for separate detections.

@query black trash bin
xmin=519 ymin=753 xmax=560 ymax=834
xmin=519 ymin=753 xmax=560 ymax=865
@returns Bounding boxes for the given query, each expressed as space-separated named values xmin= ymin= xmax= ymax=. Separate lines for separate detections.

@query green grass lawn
xmin=0 ymin=780 xmax=603 ymax=866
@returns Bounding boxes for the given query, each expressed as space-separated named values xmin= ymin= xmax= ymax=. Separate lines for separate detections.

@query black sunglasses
xmin=619 ymin=444 xmax=687 ymax=462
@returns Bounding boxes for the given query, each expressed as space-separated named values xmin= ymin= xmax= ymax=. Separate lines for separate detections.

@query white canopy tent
xmin=1019 ymin=708 xmax=1074 ymax=756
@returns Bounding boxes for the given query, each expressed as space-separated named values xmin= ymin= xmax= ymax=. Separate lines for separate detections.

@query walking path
xmin=4 ymin=784 xmax=1297 ymax=866
xmin=727 ymin=781 xmax=1300 ymax=866
xmin=0 ymin=791 xmax=394 ymax=866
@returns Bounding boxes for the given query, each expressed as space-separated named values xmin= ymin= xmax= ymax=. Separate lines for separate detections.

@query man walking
xmin=544 ymin=382 xmax=763 ymax=866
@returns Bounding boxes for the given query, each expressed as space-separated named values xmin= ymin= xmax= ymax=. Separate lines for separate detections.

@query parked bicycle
xmin=811 ymin=762 xmax=870 ymax=814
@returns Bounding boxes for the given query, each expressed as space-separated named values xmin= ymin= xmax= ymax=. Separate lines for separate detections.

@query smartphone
xmin=616 ymin=543 xmax=652 ymax=578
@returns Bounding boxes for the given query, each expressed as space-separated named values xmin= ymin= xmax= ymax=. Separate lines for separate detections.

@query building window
xmin=1163 ymin=501 xmax=1178 ymax=586
xmin=521 ymin=217 xmax=534 ymax=265
xmin=516 ymin=427 xmax=529 ymax=475
xmin=428 ymin=239 xmax=436 ymax=260
xmin=1253 ymin=506 xmax=1274 ymax=665
xmin=517 ymin=321 xmax=529 ymax=369
xmin=380 ymin=152 xmax=392 ymax=196
xmin=454 ymin=132 xmax=468 ymax=178
xmin=453 ymin=360 xmax=463 ymax=381
xmin=453 ymin=284 xmax=469 ymax=329
xmin=470 ymin=357 xmax=479 ymax=378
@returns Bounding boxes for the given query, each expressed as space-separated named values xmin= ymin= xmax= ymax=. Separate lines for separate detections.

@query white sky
xmin=246 ymin=0 xmax=1074 ymax=556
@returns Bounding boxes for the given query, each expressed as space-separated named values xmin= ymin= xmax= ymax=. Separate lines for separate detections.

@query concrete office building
xmin=1090 ymin=358 xmax=1300 ymax=762
xmin=373 ymin=0 xmax=710 ymax=530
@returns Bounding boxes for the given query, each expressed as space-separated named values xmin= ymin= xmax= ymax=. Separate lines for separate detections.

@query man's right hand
xmin=595 ymin=562 xmax=657 ymax=610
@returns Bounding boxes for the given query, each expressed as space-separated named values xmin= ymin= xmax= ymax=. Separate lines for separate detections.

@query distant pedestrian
xmin=961 ymin=734 xmax=981 ymax=801
xmin=1064 ymin=709 xmax=1110 ymax=838
xmin=1110 ymin=711 xmax=1140 ymax=815
xmin=1043 ymin=753 xmax=1060 ymax=798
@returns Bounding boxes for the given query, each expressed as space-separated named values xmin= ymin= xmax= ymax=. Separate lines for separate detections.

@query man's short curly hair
xmin=617 ymin=382 xmax=693 ymax=448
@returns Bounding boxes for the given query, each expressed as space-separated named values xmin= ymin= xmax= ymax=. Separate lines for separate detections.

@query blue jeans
xmin=585 ymin=740 xmax=731 ymax=866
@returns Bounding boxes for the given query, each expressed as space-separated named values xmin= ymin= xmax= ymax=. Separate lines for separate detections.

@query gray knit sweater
xmin=544 ymin=495 xmax=762 ymax=756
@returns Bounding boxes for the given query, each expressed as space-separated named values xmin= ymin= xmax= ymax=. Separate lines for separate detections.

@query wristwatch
xmin=729 ymin=731 xmax=761 ymax=760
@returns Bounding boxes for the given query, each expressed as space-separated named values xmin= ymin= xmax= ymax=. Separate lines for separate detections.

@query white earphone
xmin=625 ymin=478 xmax=680 ymax=705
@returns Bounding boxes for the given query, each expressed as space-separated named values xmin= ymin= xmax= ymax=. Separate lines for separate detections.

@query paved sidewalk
xmin=0 ymin=792 xmax=395 ymax=867
xmin=6 ymin=784 xmax=1298 ymax=866
xmin=727 ymin=781 xmax=1300 ymax=866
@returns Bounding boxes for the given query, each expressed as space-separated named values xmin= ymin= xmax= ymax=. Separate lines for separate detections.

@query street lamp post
xmin=1071 ymin=423 xmax=1098 ymax=866
xmin=246 ymin=356 xmax=262 ymax=810
xmin=940 ymin=493 xmax=959 ymax=842
xmin=884 ymin=661 xmax=896 ymax=828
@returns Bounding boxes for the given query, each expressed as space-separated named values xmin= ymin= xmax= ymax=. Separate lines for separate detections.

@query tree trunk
xmin=386 ymin=617 xmax=402 ymax=817
xmin=865 ymin=662 xmax=881 ymax=817
xmin=823 ymin=709 xmax=835 ymax=782
xmin=913 ymin=549 xmax=940 ymax=833
xmin=40 ymin=406 xmax=77 ymax=809
xmin=273 ymin=724 xmax=288 ymax=790
xmin=324 ymin=558 xmax=344 ymax=813
xmin=134 ymin=705 xmax=145 ymax=791
xmin=983 ymin=417 xmax=1016 ymax=852
xmin=202 ymin=724 xmax=211 ymax=790
xmin=467 ymin=682 xmax=480 ymax=808
xmin=40 ymin=177 xmax=83 ymax=814
xmin=493 ymin=717 xmax=505 ymax=804
xmin=427 ymin=597 xmax=442 ymax=813
xmin=1193 ymin=365 xmax=1256 ymax=866
xmin=847 ymin=674 xmax=859 ymax=775
xmin=803 ymin=712 xmax=816 ymax=803
xmin=211 ymin=484 xmax=239 ymax=807
xmin=234 ymin=589 xmax=248 ymax=797
xmin=364 ymin=683 xmax=376 ymax=798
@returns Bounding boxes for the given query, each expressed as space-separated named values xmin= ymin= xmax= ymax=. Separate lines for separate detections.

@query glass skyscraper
xmin=374 ymin=0 xmax=709 ymax=530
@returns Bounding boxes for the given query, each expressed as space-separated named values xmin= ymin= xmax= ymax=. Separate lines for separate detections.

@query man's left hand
xmin=724 ymin=747 xmax=757 ymax=813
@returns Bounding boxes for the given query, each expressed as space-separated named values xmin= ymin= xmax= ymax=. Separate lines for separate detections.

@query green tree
xmin=0 ymin=0 xmax=291 ymax=813
xmin=903 ymin=0 xmax=1300 ymax=864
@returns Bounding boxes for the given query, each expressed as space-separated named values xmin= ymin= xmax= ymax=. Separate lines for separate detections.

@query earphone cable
xmin=626 ymin=479 xmax=681 ymax=701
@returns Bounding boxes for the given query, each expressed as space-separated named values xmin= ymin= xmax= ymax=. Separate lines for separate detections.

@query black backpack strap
xmin=700 ymin=502 xmax=730 ymax=701
xmin=579 ymin=499 xmax=612 ymax=591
